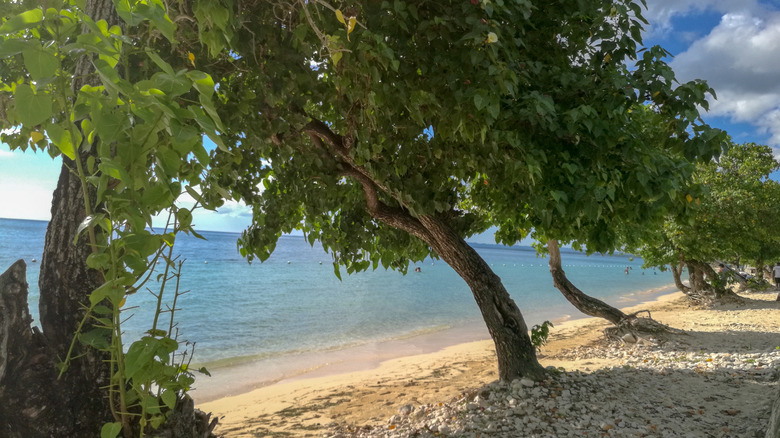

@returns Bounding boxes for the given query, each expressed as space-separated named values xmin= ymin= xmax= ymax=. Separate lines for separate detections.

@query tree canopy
xmin=638 ymin=141 xmax=780 ymax=290
xmin=0 ymin=0 xmax=751 ymax=434
xmin=204 ymin=0 xmax=724 ymax=270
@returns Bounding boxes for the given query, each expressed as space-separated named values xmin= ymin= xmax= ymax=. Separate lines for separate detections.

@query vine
xmin=0 ymin=1 xmax=227 ymax=436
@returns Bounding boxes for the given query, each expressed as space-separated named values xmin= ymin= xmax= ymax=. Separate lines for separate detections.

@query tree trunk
xmin=683 ymin=261 xmax=741 ymax=303
xmin=755 ymin=259 xmax=765 ymax=281
xmin=767 ymin=385 xmax=780 ymax=438
xmin=0 ymin=2 xmax=217 ymax=436
xmin=0 ymin=260 xmax=65 ymax=436
xmin=303 ymin=117 xmax=545 ymax=382
xmin=686 ymin=262 xmax=708 ymax=296
xmin=670 ymin=262 xmax=690 ymax=294
xmin=417 ymin=216 xmax=545 ymax=382
xmin=1 ymin=260 xmax=218 ymax=437
xmin=547 ymin=240 xmax=626 ymax=325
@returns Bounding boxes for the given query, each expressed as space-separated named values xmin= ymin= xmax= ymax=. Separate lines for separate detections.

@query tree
xmin=202 ymin=0 xmax=722 ymax=379
xmin=637 ymin=142 xmax=780 ymax=301
xmin=0 ymin=1 xmax=222 ymax=436
xmin=520 ymin=105 xmax=725 ymax=336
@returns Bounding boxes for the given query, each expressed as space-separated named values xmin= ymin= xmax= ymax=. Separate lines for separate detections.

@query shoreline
xmin=191 ymin=284 xmax=678 ymax=404
xmin=198 ymin=288 xmax=780 ymax=437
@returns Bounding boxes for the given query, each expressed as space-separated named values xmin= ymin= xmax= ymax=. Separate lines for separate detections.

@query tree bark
xmin=767 ymin=385 xmax=780 ymax=438
xmin=547 ymin=240 xmax=626 ymax=325
xmin=419 ymin=216 xmax=545 ymax=381
xmin=0 ymin=260 xmax=64 ymax=437
xmin=682 ymin=260 xmax=741 ymax=303
xmin=670 ymin=262 xmax=691 ymax=294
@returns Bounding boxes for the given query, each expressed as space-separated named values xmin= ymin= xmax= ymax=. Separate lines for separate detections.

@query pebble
xmin=324 ymin=342 xmax=779 ymax=438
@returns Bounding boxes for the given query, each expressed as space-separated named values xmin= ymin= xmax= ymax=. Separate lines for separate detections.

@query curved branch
xmin=547 ymin=240 xmax=626 ymax=325
xmin=303 ymin=121 xmax=431 ymax=242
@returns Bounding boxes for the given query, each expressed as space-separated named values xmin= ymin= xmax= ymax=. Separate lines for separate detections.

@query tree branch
xmin=303 ymin=120 xmax=431 ymax=241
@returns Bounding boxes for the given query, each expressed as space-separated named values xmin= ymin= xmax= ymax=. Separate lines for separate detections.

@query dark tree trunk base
xmin=0 ymin=260 xmax=218 ymax=437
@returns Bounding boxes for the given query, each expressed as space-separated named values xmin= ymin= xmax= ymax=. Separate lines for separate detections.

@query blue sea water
xmin=0 ymin=217 xmax=675 ymax=370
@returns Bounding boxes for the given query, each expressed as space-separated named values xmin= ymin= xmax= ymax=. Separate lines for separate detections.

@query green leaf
xmin=0 ymin=38 xmax=33 ymax=57
xmin=92 ymin=107 xmax=128 ymax=143
xmin=75 ymin=214 xmax=98 ymax=242
xmin=135 ymin=1 xmax=176 ymax=43
xmin=152 ymin=71 xmax=191 ymax=96
xmin=78 ymin=327 xmax=111 ymax=349
xmin=186 ymin=70 xmax=215 ymax=97
xmin=100 ymin=422 xmax=123 ymax=438
xmin=0 ymin=9 xmax=44 ymax=34
xmin=161 ymin=390 xmax=177 ymax=410
xmin=45 ymin=124 xmax=75 ymax=160
xmin=98 ymin=158 xmax=132 ymax=183
xmin=331 ymin=51 xmax=342 ymax=66
xmin=89 ymin=278 xmax=125 ymax=307
xmin=23 ymin=46 xmax=59 ymax=80
xmin=473 ymin=94 xmax=486 ymax=110
xmin=487 ymin=100 xmax=500 ymax=119
xmin=145 ymin=48 xmax=175 ymax=75
xmin=13 ymin=84 xmax=52 ymax=126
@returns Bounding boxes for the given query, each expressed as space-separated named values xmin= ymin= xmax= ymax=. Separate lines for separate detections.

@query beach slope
xmin=199 ymin=290 xmax=780 ymax=437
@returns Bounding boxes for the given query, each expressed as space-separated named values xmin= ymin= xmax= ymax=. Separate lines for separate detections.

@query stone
xmin=398 ymin=404 xmax=413 ymax=416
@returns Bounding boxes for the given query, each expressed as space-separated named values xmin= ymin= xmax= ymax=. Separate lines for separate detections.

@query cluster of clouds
xmin=644 ymin=0 xmax=780 ymax=148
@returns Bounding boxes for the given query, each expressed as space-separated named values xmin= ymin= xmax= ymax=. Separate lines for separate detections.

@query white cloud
xmin=215 ymin=199 xmax=252 ymax=218
xmin=644 ymin=0 xmax=764 ymax=36
xmin=669 ymin=8 xmax=780 ymax=146
xmin=0 ymin=148 xmax=14 ymax=158
xmin=0 ymin=180 xmax=54 ymax=220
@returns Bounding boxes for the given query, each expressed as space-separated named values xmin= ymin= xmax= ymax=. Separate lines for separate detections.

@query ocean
xmin=0 ymin=217 xmax=677 ymax=397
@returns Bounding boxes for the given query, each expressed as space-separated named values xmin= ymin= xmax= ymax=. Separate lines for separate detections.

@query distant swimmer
xmin=414 ymin=267 xmax=421 ymax=272
xmin=624 ymin=267 xmax=629 ymax=275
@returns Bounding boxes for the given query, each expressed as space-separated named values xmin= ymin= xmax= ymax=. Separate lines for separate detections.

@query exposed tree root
xmin=603 ymin=310 xmax=684 ymax=345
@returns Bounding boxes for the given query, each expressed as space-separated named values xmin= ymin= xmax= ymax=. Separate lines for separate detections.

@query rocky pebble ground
xmin=324 ymin=341 xmax=779 ymax=438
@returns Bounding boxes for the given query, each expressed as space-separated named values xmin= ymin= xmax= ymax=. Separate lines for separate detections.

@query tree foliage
xmin=637 ymin=142 xmax=780 ymax=297
xmin=204 ymin=0 xmax=723 ymax=271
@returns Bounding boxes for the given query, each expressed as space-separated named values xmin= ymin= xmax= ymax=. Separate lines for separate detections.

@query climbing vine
xmin=0 ymin=1 xmax=226 ymax=435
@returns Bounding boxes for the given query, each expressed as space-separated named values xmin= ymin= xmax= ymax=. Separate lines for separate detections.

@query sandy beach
xmin=197 ymin=289 xmax=780 ymax=437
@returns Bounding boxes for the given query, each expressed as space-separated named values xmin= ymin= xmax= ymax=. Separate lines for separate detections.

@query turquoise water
xmin=0 ymin=217 xmax=675 ymax=367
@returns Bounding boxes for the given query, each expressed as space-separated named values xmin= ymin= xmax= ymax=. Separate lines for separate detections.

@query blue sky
xmin=3 ymin=0 xmax=780 ymax=238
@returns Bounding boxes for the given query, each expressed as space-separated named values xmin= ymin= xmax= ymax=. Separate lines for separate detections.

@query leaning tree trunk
xmin=303 ymin=119 xmax=546 ymax=382
xmin=547 ymin=240 xmax=625 ymax=325
xmin=670 ymin=262 xmax=691 ymax=294
xmin=418 ymin=216 xmax=545 ymax=382
xmin=547 ymin=240 xmax=671 ymax=341
xmin=716 ymin=261 xmax=748 ymax=291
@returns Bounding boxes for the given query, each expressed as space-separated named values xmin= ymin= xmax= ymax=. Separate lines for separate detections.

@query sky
xmin=2 ymin=0 xmax=780 ymax=240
